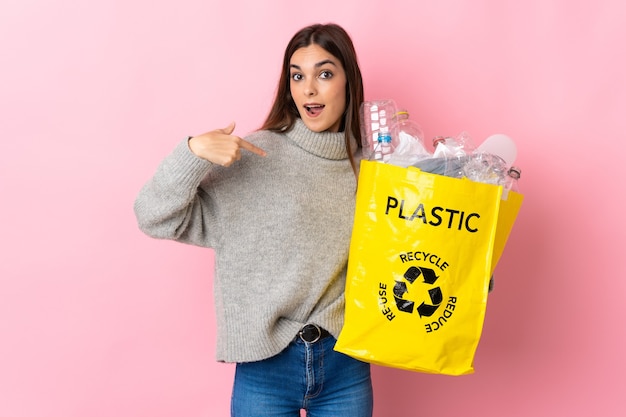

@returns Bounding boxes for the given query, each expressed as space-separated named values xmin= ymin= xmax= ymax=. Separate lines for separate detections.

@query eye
xmin=319 ymin=70 xmax=333 ymax=79
xmin=291 ymin=73 xmax=303 ymax=81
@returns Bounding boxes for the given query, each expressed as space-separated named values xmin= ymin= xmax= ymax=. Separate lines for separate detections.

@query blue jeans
xmin=231 ymin=335 xmax=373 ymax=417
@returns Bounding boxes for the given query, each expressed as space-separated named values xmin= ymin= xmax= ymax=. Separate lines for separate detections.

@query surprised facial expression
xmin=289 ymin=44 xmax=347 ymax=133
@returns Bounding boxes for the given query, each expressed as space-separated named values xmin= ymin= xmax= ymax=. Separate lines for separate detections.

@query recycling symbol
xmin=393 ymin=266 xmax=443 ymax=317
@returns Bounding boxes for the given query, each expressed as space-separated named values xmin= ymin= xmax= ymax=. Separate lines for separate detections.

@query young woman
xmin=134 ymin=23 xmax=372 ymax=417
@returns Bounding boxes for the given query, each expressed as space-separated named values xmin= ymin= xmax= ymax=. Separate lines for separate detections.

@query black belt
xmin=297 ymin=324 xmax=331 ymax=343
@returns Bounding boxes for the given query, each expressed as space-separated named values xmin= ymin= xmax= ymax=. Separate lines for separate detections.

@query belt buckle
xmin=299 ymin=324 xmax=322 ymax=343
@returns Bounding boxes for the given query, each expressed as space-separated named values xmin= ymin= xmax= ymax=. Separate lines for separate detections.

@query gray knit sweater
xmin=134 ymin=119 xmax=360 ymax=363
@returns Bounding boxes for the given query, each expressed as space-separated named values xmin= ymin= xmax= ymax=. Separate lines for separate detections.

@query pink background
xmin=1 ymin=1 xmax=624 ymax=416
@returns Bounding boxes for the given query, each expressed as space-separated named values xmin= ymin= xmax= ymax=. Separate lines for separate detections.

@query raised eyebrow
xmin=289 ymin=59 xmax=338 ymax=71
xmin=314 ymin=59 xmax=337 ymax=68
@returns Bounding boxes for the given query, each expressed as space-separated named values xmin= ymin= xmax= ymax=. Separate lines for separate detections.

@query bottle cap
xmin=433 ymin=136 xmax=445 ymax=146
xmin=508 ymin=166 xmax=521 ymax=179
xmin=378 ymin=132 xmax=392 ymax=143
xmin=395 ymin=110 xmax=410 ymax=118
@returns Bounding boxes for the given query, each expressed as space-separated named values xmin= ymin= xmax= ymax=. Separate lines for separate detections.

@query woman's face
xmin=289 ymin=44 xmax=347 ymax=133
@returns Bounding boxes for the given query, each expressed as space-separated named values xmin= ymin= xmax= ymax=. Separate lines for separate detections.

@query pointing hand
xmin=188 ymin=122 xmax=266 ymax=166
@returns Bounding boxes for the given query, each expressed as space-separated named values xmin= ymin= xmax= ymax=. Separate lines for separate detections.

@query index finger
xmin=238 ymin=138 xmax=267 ymax=157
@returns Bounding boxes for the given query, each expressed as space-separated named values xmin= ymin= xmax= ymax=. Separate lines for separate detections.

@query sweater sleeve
xmin=133 ymin=138 xmax=218 ymax=248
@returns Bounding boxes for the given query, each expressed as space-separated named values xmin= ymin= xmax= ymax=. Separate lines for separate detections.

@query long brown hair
xmin=260 ymin=23 xmax=364 ymax=176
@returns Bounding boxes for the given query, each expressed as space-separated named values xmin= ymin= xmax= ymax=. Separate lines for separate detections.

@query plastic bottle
xmin=373 ymin=133 xmax=383 ymax=161
xmin=506 ymin=166 xmax=521 ymax=193
xmin=475 ymin=133 xmax=517 ymax=168
xmin=432 ymin=132 xmax=477 ymax=178
xmin=389 ymin=110 xmax=430 ymax=163
xmin=360 ymin=100 xmax=397 ymax=159
xmin=432 ymin=136 xmax=450 ymax=158
xmin=432 ymin=133 xmax=474 ymax=159
xmin=500 ymin=166 xmax=521 ymax=200
xmin=462 ymin=153 xmax=508 ymax=186
xmin=378 ymin=132 xmax=393 ymax=162
xmin=394 ymin=110 xmax=424 ymax=142
xmin=432 ymin=136 xmax=464 ymax=159
xmin=432 ymin=136 xmax=463 ymax=177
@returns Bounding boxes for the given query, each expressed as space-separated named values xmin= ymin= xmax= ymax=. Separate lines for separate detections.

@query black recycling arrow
xmin=419 ymin=268 xmax=439 ymax=285
xmin=417 ymin=287 xmax=443 ymax=317
xmin=404 ymin=266 xmax=439 ymax=284
xmin=404 ymin=266 xmax=421 ymax=283
xmin=394 ymin=266 xmax=443 ymax=316
xmin=393 ymin=281 xmax=414 ymax=313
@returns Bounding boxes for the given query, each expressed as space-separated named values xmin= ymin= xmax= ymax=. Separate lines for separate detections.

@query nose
xmin=304 ymin=79 xmax=317 ymax=96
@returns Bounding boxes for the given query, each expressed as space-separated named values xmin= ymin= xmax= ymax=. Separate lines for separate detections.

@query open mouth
xmin=305 ymin=104 xmax=325 ymax=116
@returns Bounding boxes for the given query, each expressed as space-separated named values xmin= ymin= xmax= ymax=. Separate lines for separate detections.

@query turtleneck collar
xmin=285 ymin=118 xmax=358 ymax=160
